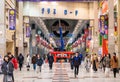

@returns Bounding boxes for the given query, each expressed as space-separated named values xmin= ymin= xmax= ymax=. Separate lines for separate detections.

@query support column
xmin=31 ymin=26 xmax=36 ymax=55
xmin=93 ymin=1 xmax=99 ymax=54
xmin=117 ymin=0 xmax=120 ymax=67
xmin=0 ymin=0 xmax=6 ymax=57
xmin=17 ymin=2 xmax=24 ymax=55
xmin=108 ymin=0 xmax=115 ymax=54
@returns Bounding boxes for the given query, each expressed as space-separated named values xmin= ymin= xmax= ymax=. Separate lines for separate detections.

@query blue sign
xmin=64 ymin=10 xmax=67 ymax=15
xmin=53 ymin=9 xmax=56 ymax=15
xmin=75 ymin=10 xmax=78 ymax=16
xmin=47 ymin=8 xmax=50 ymax=14
xmin=42 ymin=8 xmax=45 ymax=14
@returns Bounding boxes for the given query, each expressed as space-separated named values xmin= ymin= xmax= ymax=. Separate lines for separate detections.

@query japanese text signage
xmin=41 ymin=8 xmax=78 ymax=16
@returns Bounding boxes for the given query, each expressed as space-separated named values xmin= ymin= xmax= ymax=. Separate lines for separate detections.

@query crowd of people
xmin=0 ymin=52 xmax=119 ymax=82
xmin=70 ymin=52 xmax=119 ymax=78
xmin=0 ymin=52 xmax=54 ymax=82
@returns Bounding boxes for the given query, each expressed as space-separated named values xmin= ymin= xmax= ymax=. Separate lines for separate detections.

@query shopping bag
xmin=7 ymin=75 xmax=12 ymax=82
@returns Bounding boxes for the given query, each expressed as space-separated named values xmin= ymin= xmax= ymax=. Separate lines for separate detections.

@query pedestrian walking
xmin=101 ymin=54 xmax=106 ymax=72
xmin=111 ymin=52 xmax=118 ymax=78
xmin=32 ymin=54 xmax=37 ymax=71
xmin=104 ymin=53 xmax=111 ymax=77
xmin=84 ymin=54 xmax=91 ymax=72
xmin=73 ymin=52 xmax=81 ymax=78
xmin=36 ymin=55 xmax=43 ymax=73
xmin=48 ymin=53 xmax=54 ymax=70
xmin=92 ymin=54 xmax=98 ymax=72
xmin=7 ymin=52 xmax=18 ymax=82
xmin=1 ymin=56 xmax=14 ymax=82
xmin=26 ymin=54 xmax=31 ymax=71
xmin=70 ymin=55 xmax=74 ymax=70
xmin=17 ymin=53 xmax=24 ymax=71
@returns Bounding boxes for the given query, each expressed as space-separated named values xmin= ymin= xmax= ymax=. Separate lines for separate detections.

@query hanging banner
xmin=99 ymin=34 xmax=102 ymax=46
xmin=26 ymin=24 xmax=31 ymax=37
xmin=102 ymin=39 xmax=108 ymax=55
xmin=102 ymin=1 xmax=108 ymax=14
xmin=9 ymin=9 xmax=16 ymax=30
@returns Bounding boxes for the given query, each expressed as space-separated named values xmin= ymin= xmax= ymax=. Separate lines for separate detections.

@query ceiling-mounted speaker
xmin=31 ymin=24 xmax=35 ymax=30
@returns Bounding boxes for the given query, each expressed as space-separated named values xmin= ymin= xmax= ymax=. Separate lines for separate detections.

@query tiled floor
xmin=0 ymin=63 xmax=120 ymax=82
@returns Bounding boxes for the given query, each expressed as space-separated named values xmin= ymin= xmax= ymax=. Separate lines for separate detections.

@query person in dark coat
xmin=32 ymin=54 xmax=37 ymax=71
xmin=70 ymin=55 xmax=74 ymax=70
xmin=111 ymin=52 xmax=118 ymax=78
xmin=48 ymin=53 xmax=54 ymax=70
xmin=1 ymin=56 xmax=14 ymax=82
xmin=36 ymin=55 xmax=43 ymax=73
xmin=7 ymin=52 xmax=15 ymax=82
xmin=73 ymin=52 xmax=81 ymax=78
xmin=17 ymin=53 xmax=24 ymax=71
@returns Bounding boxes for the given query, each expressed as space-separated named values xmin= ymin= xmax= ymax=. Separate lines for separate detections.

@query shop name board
xmin=41 ymin=8 xmax=78 ymax=16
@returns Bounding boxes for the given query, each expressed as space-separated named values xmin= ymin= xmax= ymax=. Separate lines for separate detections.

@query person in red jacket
xmin=7 ymin=52 xmax=18 ymax=70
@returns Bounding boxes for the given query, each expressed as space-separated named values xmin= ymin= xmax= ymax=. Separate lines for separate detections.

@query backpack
xmin=74 ymin=57 xmax=80 ymax=66
xmin=37 ymin=59 xmax=43 ymax=66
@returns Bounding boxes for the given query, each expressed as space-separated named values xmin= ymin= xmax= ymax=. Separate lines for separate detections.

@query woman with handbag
xmin=26 ymin=54 xmax=31 ymax=71
xmin=1 ymin=56 xmax=14 ymax=82
xmin=111 ymin=52 xmax=118 ymax=78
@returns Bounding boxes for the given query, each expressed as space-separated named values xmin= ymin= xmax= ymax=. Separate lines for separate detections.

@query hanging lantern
xmin=104 ymin=25 xmax=108 ymax=29
xmin=100 ymin=30 xmax=105 ymax=36
xmin=104 ymin=34 xmax=108 ymax=39
xmin=86 ymin=48 xmax=89 ymax=52
xmin=105 ymin=30 xmax=108 ymax=35
xmin=114 ymin=31 xmax=118 ymax=36
xmin=88 ymin=36 xmax=91 ymax=40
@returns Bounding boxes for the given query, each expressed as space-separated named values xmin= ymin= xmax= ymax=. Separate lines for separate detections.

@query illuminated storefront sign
xmin=9 ymin=9 xmax=16 ymax=30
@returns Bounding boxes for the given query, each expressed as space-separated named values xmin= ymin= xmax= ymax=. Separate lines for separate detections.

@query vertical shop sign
xmin=23 ymin=16 xmax=30 ymax=37
xmin=9 ymin=9 xmax=16 ymax=30
xmin=26 ymin=24 xmax=30 ymax=37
